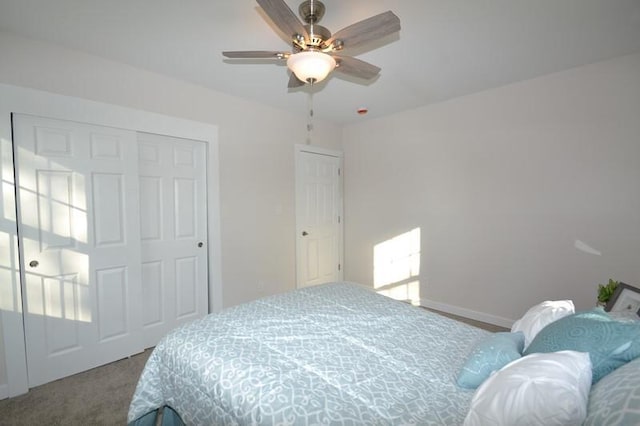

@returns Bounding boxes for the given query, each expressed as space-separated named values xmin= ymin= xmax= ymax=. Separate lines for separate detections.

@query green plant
xmin=597 ymin=279 xmax=619 ymax=304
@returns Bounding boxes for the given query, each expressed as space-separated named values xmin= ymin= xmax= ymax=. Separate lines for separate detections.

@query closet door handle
xmin=302 ymin=231 xmax=308 ymax=236
xmin=29 ymin=260 xmax=39 ymax=268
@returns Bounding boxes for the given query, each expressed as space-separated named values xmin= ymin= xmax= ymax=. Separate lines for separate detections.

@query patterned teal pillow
xmin=584 ymin=356 xmax=640 ymax=425
xmin=524 ymin=308 xmax=640 ymax=383
xmin=457 ymin=331 xmax=525 ymax=389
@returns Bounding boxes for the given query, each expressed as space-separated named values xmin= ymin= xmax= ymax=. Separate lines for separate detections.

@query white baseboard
xmin=0 ymin=383 xmax=8 ymax=400
xmin=420 ymin=298 xmax=514 ymax=329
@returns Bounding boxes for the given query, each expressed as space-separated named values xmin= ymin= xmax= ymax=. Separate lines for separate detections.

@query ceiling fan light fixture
xmin=287 ymin=51 xmax=336 ymax=84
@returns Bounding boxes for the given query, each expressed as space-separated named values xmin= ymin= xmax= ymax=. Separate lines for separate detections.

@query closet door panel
xmin=14 ymin=114 xmax=143 ymax=387
xmin=138 ymin=132 xmax=208 ymax=348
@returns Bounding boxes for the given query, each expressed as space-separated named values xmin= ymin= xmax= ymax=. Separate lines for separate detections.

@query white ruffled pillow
xmin=511 ymin=300 xmax=575 ymax=348
xmin=464 ymin=351 xmax=592 ymax=426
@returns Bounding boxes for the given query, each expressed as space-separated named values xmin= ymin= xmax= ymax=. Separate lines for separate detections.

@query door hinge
xmin=338 ymin=168 xmax=341 ymax=176
xmin=338 ymin=263 xmax=341 ymax=271
xmin=338 ymin=215 xmax=341 ymax=224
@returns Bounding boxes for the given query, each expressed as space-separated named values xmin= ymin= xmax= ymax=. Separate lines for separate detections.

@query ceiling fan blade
xmin=256 ymin=0 xmax=309 ymax=40
xmin=222 ymin=50 xmax=288 ymax=59
xmin=288 ymin=72 xmax=305 ymax=88
xmin=327 ymin=11 xmax=400 ymax=50
xmin=334 ymin=56 xmax=381 ymax=80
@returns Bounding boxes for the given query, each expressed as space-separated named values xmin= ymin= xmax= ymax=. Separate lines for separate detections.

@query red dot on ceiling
xmin=357 ymin=107 xmax=368 ymax=115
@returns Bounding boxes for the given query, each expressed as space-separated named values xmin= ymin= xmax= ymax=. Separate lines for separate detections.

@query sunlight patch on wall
xmin=374 ymin=227 xmax=421 ymax=305
xmin=382 ymin=280 xmax=421 ymax=304
xmin=2 ymin=181 xmax=15 ymax=222
xmin=2 ymin=137 xmax=17 ymax=222
xmin=0 ymin=232 xmax=21 ymax=313
xmin=0 ymin=137 xmax=20 ymax=312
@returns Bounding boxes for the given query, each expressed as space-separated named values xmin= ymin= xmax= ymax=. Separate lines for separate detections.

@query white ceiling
xmin=1 ymin=0 xmax=639 ymax=124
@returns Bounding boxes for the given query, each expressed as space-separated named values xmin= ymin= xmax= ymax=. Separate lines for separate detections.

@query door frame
xmin=294 ymin=144 xmax=344 ymax=287
xmin=0 ymin=83 xmax=222 ymax=397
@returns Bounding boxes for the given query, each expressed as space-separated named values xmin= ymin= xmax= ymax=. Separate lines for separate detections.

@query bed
xmin=128 ymin=281 xmax=640 ymax=425
xmin=128 ymin=282 xmax=488 ymax=425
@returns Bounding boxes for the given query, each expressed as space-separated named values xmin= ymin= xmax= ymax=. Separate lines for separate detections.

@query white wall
xmin=343 ymin=53 xmax=640 ymax=325
xmin=0 ymin=32 xmax=341 ymax=395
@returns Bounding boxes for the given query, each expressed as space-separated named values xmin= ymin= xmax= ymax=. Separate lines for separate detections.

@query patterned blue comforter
xmin=128 ymin=282 xmax=488 ymax=425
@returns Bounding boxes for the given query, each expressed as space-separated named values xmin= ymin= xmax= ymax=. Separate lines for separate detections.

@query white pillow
xmin=511 ymin=300 xmax=574 ymax=348
xmin=463 ymin=351 xmax=592 ymax=426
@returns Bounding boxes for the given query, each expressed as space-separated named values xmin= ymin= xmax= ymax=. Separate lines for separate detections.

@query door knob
xmin=198 ymin=242 xmax=204 ymax=247
xmin=29 ymin=260 xmax=39 ymax=268
xmin=302 ymin=231 xmax=308 ymax=236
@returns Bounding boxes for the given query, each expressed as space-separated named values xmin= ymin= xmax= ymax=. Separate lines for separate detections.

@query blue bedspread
xmin=128 ymin=282 xmax=488 ymax=425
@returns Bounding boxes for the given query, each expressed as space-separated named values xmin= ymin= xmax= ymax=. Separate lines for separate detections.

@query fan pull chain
xmin=306 ymin=81 xmax=314 ymax=145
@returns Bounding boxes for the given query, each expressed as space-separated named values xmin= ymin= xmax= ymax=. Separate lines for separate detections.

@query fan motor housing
xmin=303 ymin=24 xmax=331 ymax=48
xmin=299 ymin=0 xmax=325 ymax=24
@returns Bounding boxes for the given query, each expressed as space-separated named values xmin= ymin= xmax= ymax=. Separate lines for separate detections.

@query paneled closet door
xmin=13 ymin=114 xmax=144 ymax=387
xmin=137 ymin=133 xmax=208 ymax=348
xmin=295 ymin=148 xmax=343 ymax=288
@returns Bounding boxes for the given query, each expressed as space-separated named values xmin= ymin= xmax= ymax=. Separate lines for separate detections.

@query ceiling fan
xmin=223 ymin=0 xmax=401 ymax=88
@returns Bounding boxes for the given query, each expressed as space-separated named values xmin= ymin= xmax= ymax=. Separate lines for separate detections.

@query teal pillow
xmin=584 ymin=356 xmax=640 ymax=425
xmin=456 ymin=331 xmax=525 ymax=389
xmin=524 ymin=308 xmax=640 ymax=383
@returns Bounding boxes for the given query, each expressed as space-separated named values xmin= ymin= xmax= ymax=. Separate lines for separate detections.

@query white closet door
xmin=137 ymin=133 xmax=208 ymax=348
xmin=295 ymin=148 xmax=343 ymax=288
xmin=13 ymin=114 xmax=143 ymax=387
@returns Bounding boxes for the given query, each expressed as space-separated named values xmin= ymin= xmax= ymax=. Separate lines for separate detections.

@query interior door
xmin=295 ymin=146 xmax=343 ymax=288
xmin=13 ymin=114 xmax=143 ymax=387
xmin=137 ymin=133 xmax=208 ymax=348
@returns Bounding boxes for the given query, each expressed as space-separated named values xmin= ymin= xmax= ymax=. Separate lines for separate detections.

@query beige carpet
xmin=0 ymin=348 xmax=152 ymax=426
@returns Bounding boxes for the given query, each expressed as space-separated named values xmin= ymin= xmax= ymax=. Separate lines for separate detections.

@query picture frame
xmin=605 ymin=282 xmax=640 ymax=313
